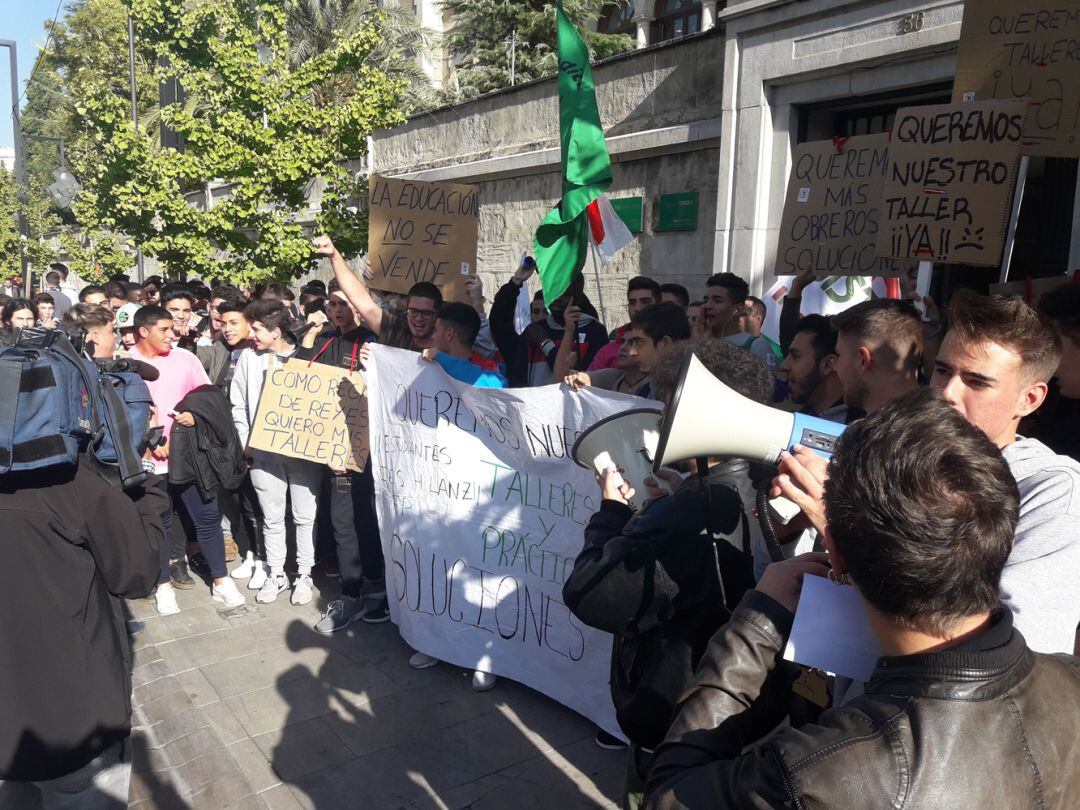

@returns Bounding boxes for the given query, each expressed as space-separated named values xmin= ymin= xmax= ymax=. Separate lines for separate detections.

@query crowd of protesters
xmin=2 ymin=246 xmax=1078 ymax=808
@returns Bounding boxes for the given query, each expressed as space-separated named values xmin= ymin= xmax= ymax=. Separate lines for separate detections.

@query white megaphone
xmin=653 ymin=350 xmax=845 ymax=522
xmin=572 ymin=408 xmax=671 ymax=511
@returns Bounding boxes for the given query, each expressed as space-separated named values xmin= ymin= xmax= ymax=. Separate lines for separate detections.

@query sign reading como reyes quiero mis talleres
xmin=367 ymin=176 xmax=480 ymax=303
xmin=876 ymin=99 xmax=1027 ymax=267
xmin=248 ymin=358 xmax=369 ymax=472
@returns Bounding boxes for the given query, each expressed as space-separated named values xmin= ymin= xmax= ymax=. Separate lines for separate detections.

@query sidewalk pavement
xmin=125 ymin=572 xmax=623 ymax=809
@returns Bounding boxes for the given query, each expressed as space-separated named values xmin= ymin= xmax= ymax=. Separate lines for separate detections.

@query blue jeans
xmin=158 ymin=481 xmax=227 ymax=583
xmin=0 ymin=739 xmax=130 ymax=809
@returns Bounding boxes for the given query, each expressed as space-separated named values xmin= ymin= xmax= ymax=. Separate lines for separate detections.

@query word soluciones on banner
xmin=365 ymin=346 xmax=647 ymax=738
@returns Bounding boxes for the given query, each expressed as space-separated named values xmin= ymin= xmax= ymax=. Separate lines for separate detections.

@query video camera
xmin=0 ymin=326 xmax=163 ymax=490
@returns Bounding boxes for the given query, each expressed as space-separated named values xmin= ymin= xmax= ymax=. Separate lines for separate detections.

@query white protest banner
xmin=365 ymin=346 xmax=644 ymax=738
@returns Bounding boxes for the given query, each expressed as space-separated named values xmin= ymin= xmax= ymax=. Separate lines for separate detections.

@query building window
xmin=651 ymin=0 xmax=702 ymax=43
xmin=598 ymin=2 xmax=636 ymax=35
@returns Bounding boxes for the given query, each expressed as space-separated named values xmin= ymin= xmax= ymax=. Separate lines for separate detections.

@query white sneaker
xmin=290 ymin=574 xmax=314 ymax=606
xmin=472 ymin=671 xmax=498 ymax=692
xmin=212 ymin=577 xmax=246 ymax=608
xmin=247 ymin=561 xmax=269 ymax=591
xmin=256 ymin=573 xmax=290 ymax=604
xmin=230 ymin=552 xmax=256 ymax=580
xmin=409 ymin=652 xmax=439 ymax=670
xmin=155 ymin=583 xmax=180 ymax=616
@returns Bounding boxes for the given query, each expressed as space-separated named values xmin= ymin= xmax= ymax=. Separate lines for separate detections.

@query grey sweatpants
xmin=249 ymin=451 xmax=322 ymax=575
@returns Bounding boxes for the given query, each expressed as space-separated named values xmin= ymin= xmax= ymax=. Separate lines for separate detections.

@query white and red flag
xmin=585 ymin=195 xmax=634 ymax=264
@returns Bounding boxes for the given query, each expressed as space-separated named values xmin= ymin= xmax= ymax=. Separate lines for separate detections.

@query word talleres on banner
xmin=774 ymin=133 xmax=907 ymax=277
xmin=365 ymin=346 xmax=646 ymax=739
xmin=367 ymin=175 xmax=480 ymax=303
xmin=248 ymin=358 xmax=369 ymax=471
xmin=876 ymin=99 xmax=1028 ymax=267
xmin=953 ymin=1 xmax=1080 ymax=159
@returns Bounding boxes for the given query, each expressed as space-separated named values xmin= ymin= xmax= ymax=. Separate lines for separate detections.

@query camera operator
xmin=563 ymin=338 xmax=773 ymax=809
xmin=0 ymin=418 xmax=165 ymax=803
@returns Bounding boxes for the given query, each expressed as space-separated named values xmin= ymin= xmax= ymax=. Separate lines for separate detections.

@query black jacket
xmin=563 ymin=462 xmax=760 ymax=748
xmin=294 ymin=327 xmax=373 ymax=371
xmin=0 ymin=459 xmax=165 ymax=781
xmin=168 ymin=384 xmax=246 ymax=500
xmin=646 ymin=593 xmax=1080 ymax=809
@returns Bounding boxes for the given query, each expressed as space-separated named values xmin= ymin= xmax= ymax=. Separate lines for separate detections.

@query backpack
xmin=0 ymin=328 xmax=156 ymax=488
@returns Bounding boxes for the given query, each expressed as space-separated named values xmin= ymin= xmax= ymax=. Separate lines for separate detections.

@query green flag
xmin=532 ymin=1 xmax=612 ymax=307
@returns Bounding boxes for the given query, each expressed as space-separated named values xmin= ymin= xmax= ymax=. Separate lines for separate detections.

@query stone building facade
xmin=372 ymin=0 xmax=1079 ymax=326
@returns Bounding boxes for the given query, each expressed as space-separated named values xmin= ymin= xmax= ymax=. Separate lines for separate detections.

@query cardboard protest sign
xmin=876 ymin=100 xmax=1027 ymax=267
xmin=365 ymin=346 xmax=645 ymax=739
xmin=249 ymin=358 xmax=369 ymax=471
xmin=953 ymin=2 xmax=1080 ymax=158
xmin=775 ymin=134 xmax=905 ymax=276
xmin=367 ymin=175 xmax=480 ymax=302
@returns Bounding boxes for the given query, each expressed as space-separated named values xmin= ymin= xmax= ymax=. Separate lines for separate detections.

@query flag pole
xmin=589 ymin=241 xmax=608 ymax=326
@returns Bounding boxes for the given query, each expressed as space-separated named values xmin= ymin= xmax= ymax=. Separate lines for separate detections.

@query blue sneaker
xmin=314 ymin=597 xmax=366 ymax=634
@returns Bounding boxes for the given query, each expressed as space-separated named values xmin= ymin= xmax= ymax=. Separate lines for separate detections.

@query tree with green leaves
xmin=0 ymin=169 xmax=63 ymax=281
xmin=286 ymin=0 xmax=438 ymax=112
xmin=440 ymin=0 xmax=633 ymax=100
xmin=71 ymin=0 xmax=406 ymax=285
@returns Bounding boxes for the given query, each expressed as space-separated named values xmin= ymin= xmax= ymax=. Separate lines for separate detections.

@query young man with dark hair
xmin=930 ymin=291 xmax=1079 ymax=655
xmin=49 ymin=260 xmax=78 ymax=303
xmin=62 ymin=303 xmax=117 ymax=357
xmin=588 ymin=276 xmax=662 ymax=372
xmin=830 ymin=298 xmax=923 ymax=413
xmin=31 ymin=293 xmax=58 ymax=328
xmin=566 ymin=338 xmax=773 ymax=806
xmin=296 ymin=291 xmax=386 ymax=632
xmin=739 ymin=296 xmax=782 ymax=362
xmin=79 ymin=285 xmax=108 ymax=306
xmin=42 ymin=270 xmax=72 ymax=318
xmin=104 ymin=280 xmax=129 ymax=312
xmin=487 ymin=257 xmax=608 ymax=385
xmin=1038 ymin=282 xmax=1080 ymax=399
xmin=132 ymin=305 xmax=245 ymax=615
xmin=316 ymin=234 xmax=443 ymax=352
xmin=647 ymin=388 xmax=1080 ymax=808
xmin=231 ymin=299 xmax=322 ymax=607
xmin=703 ymin=273 xmax=779 ymax=372
xmin=778 ymin=314 xmax=854 ymax=422
xmin=162 ymin=287 xmax=197 ymax=349
xmin=659 ymin=282 xmax=690 ymax=310
xmin=421 ymin=302 xmax=507 ymax=388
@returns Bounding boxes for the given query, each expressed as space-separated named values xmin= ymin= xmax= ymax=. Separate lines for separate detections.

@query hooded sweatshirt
xmin=1001 ymin=437 xmax=1080 ymax=654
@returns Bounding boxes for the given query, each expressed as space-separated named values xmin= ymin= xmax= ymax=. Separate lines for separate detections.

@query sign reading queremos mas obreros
xmin=365 ymin=346 xmax=650 ymax=738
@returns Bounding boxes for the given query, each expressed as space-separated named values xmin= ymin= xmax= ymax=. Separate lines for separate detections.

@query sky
xmin=1 ymin=0 xmax=62 ymax=150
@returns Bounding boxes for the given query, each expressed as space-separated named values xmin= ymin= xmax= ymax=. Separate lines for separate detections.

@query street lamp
xmin=0 ymin=39 xmax=32 ymax=294
xmin=25 ymin=134 xmax=82 ymax=210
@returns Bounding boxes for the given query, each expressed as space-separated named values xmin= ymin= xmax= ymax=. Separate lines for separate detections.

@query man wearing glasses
xmin=314 ymin=235 xmax=440 ymax=351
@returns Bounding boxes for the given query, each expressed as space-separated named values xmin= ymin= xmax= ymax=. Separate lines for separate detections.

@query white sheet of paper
xmin=783 ymin=574 xmax=882 ymax=682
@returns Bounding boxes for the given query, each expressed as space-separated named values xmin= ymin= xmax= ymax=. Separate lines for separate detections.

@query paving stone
xmin=134 ymin=674 xmax=182 ymax=707
xmin=199 ymin=642 xmax=354 ymax=700
xmin=169 ymin=745 xmax=243 ymax=797
xmin=132 ymin=657 xmax=173 ymax=689
xmin=148 ymin=707 xmax=210 ymax=748
xmin=174 ymin=667 xmax=220 ymax=708
xmin=223 ymin=795 xmax=270 ymax=810
xmin=251 ymin=716 xmax=357 ymax=782
xmin=162 ymin=725 xmax=226 ymax=769
xmin=258 ymin=784 xmax=304 ymax=810
xmin=226 ymin=739 xmax=283 ymax=792
xmin=135 ymin=689 xmax=196 ymax=727
xmin=200 ymin=701 xmax=250 ymax=746
xmin=176 ymin=624 xmax=274 ymax=669
xmin=184 ymin=770 xmax=258 ymax=809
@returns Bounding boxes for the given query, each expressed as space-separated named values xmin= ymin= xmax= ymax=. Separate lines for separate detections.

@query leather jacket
xmin=563 ymin=461 xmax=762 ymax=748
xmin=645 ymin=590 xmax=1080 ymax=809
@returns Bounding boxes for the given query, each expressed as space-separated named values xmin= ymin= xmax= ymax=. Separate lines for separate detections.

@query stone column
xmin=702 ymin=1 xmax=718 ymax=31
xmin=635 ymin=17 xmax=652 ymax=48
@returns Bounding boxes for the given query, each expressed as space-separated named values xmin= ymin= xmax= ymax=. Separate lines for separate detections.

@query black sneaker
xmin=188 ymin=552 xmax=211 ymax=580
xmin=594 ymin=729 xmax=628 ymax=750
xmin=127 ymin=619 xmax=146 ymax=637
xmin=169 ymin=558 xmax=195 ymax=589
xmin=361 ymin=597 xmax=391 ymax=624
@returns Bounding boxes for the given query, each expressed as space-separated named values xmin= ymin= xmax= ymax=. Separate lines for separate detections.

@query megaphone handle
xmin=767 ymin=494 xmax=802 ymax=526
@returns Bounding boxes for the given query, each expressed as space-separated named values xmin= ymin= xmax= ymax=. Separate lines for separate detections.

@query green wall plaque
xmin=656 ymin=192 xmax=699 ymax=232
xmin=608 ymin=196 xmax=644 ymax=233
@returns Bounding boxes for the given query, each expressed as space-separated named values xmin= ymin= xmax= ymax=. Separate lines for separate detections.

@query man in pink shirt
xmin=132 ymin=305 xmax=245 ymax=614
